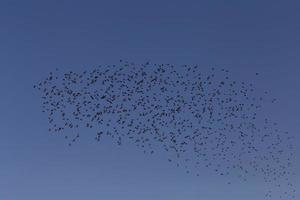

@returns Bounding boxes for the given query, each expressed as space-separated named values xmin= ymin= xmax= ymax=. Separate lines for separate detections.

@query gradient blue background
xmin=0 ymin=1 xmax=299 ymax=199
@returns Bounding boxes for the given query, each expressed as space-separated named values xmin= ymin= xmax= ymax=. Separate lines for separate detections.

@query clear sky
xmin=0 ymin=1 xmax=299 ymax=200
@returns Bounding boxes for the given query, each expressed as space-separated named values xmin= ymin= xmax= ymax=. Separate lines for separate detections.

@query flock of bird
xmin=34 ymin=61 xmax=295 ymax=199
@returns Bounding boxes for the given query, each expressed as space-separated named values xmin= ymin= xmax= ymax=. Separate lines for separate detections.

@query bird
xmin=34 ymin=60 xmax=296 ymax=200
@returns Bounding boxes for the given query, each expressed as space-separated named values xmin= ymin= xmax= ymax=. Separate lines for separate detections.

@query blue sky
xmin=0 ymin=1 xmax=299 ymax=200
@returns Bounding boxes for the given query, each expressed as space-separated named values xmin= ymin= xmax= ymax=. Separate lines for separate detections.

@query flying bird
xmin=34 ymin=61 xmax=295 ymax=199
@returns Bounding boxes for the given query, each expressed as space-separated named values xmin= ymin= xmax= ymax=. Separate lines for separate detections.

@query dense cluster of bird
xmin=34 ymin=61 xmax=295 ymax=199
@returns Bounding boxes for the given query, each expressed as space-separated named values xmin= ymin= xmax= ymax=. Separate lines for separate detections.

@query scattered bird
xmin=34 ymin=61 xmax=295 ymax=199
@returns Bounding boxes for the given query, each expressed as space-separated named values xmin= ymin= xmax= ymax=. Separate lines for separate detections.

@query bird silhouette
xmin=34 ymin=61 xmax=295 ymax=200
